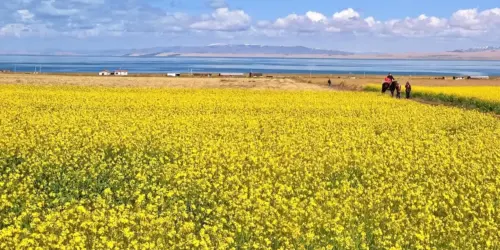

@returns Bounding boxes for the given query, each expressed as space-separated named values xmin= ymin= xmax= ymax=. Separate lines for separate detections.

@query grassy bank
xmin=364 ymin=85 xmax=500 ymax=115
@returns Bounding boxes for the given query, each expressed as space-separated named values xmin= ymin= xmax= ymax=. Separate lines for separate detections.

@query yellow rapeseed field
xmin=414 ymin=86 xmax=500 ymax=102
xmin=0 ymin=85 xmax=499 ymax=249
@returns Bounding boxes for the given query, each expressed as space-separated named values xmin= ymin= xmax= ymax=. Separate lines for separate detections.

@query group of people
xmin=382 ymin=73 xmax=412 ymax=99
xmin=326 ymin=73 xmax=412 ymax=99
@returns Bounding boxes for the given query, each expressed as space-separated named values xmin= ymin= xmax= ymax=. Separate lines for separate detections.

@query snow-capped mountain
xmin=450 ymin=46 xmax=500 ymax=53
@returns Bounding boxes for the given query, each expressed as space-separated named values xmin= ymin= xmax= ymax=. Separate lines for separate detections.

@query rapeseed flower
xmin=0 ymin=85 xmax=498 ymax=249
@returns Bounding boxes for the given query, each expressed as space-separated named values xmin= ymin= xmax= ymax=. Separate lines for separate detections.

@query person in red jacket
xmin=382 ymin=73 xmax=393 ymax=93
xmin=387 ymin=73 xmax=395 ymax=81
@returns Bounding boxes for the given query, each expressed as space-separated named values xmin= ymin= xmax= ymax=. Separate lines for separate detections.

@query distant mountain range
xmin=117 ymin=44 xmax=354 ymax=57
xmin=449 ymin=46 xmax=500 ymax=53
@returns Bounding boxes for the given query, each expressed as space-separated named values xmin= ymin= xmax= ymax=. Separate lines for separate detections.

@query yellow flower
xmin=0 ymin=85 xmax=498 ymax=249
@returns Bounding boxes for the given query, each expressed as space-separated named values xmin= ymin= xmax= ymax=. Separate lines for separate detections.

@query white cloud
xmin=0 ymin=23 xmax=27 ymax=37
xmin=333 ymin=8 xmax=360 ymax=21
xmin=306 ymin=11 xmax=327 ymax=23
xmin=259 ymin=8 xmax=500 ymax=38
xmin=0 ymin=0 xmax=253 ymax=37
xmin=38 ymin=0 xmax=80 ymax=17
xmin=385 ymin=14 xmax=448 ymax=37
xmin=257 ymin=12 xmax=330 ymax=33
xmin=1 ymin=1 xmax=500 ymax=42
xmin=0 ymin=22 xmax=53 ymax=37
xmin=208 ymin=0 xmax=227 ymax=9
xmin=17 ymin=9 xmax=34 ymax=22
xmin=450 ymin=8 xmax=500 ymax=31
xmin=258 ymin=9 xmax=369 ymax=33
xmin=364 ymin=17 xmax=379 ymax=27
xmin=190 ymin=8 xmax=251 ymax=31
xmin=450 ymin=9 xmax=482 ymax=30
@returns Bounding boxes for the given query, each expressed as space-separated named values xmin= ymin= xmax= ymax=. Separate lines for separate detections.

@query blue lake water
xmin=1 ymin=55 xmax=500 ymax=76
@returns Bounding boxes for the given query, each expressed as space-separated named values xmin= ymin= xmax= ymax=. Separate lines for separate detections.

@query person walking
xmin=405 ymin=81 xmax=412 ymax=99
xmin=328 ymin=79 xmax=332 ymax=87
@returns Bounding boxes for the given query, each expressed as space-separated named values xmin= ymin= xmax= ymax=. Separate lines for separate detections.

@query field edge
xmin=363 ymin=85 xmax=500 ymax=115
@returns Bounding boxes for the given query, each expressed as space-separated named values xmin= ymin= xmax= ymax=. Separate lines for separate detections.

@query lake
xmin=1 ymin=55 xmax=500 ymax=76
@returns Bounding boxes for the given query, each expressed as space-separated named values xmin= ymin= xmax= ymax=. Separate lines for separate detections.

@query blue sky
xmin=153 ymin=0 xmax=499 ymax=20
xmin=1 ymin=0 xmax=500 ymax=53
xmin=224 ymin=0 xmax=499 ymax=20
